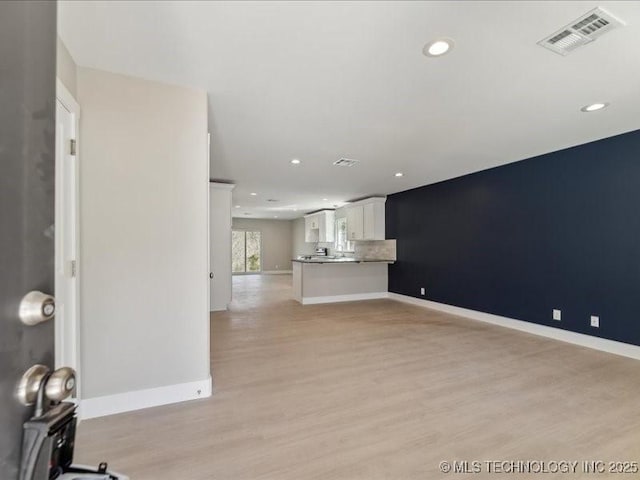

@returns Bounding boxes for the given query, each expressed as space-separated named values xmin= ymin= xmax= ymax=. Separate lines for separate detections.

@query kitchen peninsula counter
xmin=292 ymin=258 xmax=392 ymax=305
xmin=292 ymin=258 xmax=393 ymax=264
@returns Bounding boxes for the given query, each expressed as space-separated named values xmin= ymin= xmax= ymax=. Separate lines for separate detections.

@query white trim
xmin=79 ymin=376 xmax=213 ymax=420
xmin=209 ymin=181 xmax=235 ymax=191
xmin=262 ymin=270 xmax=293 ymax=275
xmin=388 ymin=293 xmax=640 ymax=361
xmin=207 ymin=133 xmax=211 ymax=313
xmin=55 ymin=78 xmax=82 ymax=408
xmin=346 ymin=196 xmax=387 ymax=207
xmin=302 ymin=292 xmax=388 ymax=305
xmin=56 ymin=78 xmax=80 ymax=117
xmin=205 ymin=133 xmax=212 ymax=391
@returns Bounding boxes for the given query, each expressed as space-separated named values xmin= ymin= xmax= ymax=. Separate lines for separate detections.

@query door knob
xmin=16 ymin=365 xmax=76 ymax=415
xmin=45 ymin=367 xmax=76 ymax=402
xmin=15 ymin=364 xmax=49 ymax=406
xmin=19 ymin=290 xmax=55 ymax=326
xmin=209 ymin=272 xmax=214 ymax=279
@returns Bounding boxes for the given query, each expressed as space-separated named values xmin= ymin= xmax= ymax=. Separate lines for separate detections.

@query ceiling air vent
xmin=538 ymin=7 xmax=625 ymax=56
xmin=333 ymin=158 xmax=359 ymax=167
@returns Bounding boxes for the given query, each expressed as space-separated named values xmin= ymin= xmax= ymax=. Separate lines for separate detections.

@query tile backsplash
xmin=354 ymin=239 xmax=396 ymax=261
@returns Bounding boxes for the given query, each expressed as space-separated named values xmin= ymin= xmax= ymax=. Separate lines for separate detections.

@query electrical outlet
xmin=420 ymin=287 xmax=425 ymax=296
xmin=553 ymin=309 xmax=561 ymax=321
xmin=591 ymin=315 xmax=600 ymax=328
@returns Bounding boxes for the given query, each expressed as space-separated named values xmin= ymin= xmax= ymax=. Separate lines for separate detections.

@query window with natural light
xmin=334 ymin=217 xmax=353 ymax=253
xmin=232 ymin=230 xmax=261 ymax=273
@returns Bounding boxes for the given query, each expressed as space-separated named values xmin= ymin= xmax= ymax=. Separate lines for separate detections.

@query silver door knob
xmin=19 ymin=290 xmax=55 ymax=326
xmin=15 ymin=365 xmax=76 ymax=414
xmin=15 ymin=364 xmax=49 ymax=406
xmin=46 ymin=367 xmax=76 ymax=401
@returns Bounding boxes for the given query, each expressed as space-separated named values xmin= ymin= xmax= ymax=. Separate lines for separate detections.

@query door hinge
xmin=70 ymin=139 xmax=77 ymax=156
xmin=69 ymin=260 xmax=77 ymax=278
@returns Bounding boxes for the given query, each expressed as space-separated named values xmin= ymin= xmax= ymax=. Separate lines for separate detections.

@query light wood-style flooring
xmin=76 ymin=274 xmax=640 ymax=479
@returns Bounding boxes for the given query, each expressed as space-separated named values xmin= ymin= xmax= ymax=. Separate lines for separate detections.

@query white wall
xmin=233 ymin=218 xmax=293 ymax=271
xmin=56 ymin=36 xmax=77 ymax=96
xmin=77 ymin=68 xmax=210 ymax=409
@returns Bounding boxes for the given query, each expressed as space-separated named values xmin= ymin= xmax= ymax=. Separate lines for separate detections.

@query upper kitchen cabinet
xmin=305 ymin=210 xmax=335 ymax=243
xmin=345 ymin=197 xmax=386 ymax=241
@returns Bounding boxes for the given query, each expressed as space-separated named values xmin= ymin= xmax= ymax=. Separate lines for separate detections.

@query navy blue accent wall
xmin=386 ymin=129 xmax=640 ymax=346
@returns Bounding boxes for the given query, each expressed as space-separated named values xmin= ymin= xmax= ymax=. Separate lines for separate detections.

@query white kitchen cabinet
xmin=346 ymin=205 xmax=364 ymax=241
xmin=304 ymin=210 xmax=335 ymax=243
xmin=318 ymin=211 xmax=335 ymax=243
xmin=304 ymin=215 xmax=318 ymax=242
xmin=345 ymin=197 xmax=386 ymax=241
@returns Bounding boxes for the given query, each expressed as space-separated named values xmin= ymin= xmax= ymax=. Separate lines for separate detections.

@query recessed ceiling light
xmin=581 ymin=102 xmax=609 ymax=112
xmin=235 ymin=205 xmax=240 ymax=208
xmin=423 ymin=38 xmax=454 ymax=57
xmin=322 ymin=198 xmax=328 ymax=201
xmin=250 ymin=192 xmax=257 ymax=196
xmin=395 ymin=172 xmax=404 ymax=177
xmin=274 ymin=215 xmax=279 ymax=218
xmin=291 ymin=159 xmax=301 ymax=165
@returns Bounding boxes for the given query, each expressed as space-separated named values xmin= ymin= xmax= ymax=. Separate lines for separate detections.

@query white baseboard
xmin=388 ymin=292 xmax=640 ymax=361
xmin=262 ymin=270 xmax=293 ymax=275
xmin=79 ymin=376 xmax=212 ymax=420
xmin=302 ymin=292 xmax=388 ymax=305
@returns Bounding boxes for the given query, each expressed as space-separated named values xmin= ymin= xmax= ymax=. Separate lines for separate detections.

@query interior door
xmin=210 ymin=183 xmax=233 ymax=311
xmin=0 ymin=2 xmax=57 ymax=478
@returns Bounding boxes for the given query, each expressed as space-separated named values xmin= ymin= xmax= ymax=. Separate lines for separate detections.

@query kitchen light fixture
xmin=250 ymin=192 xmax=257 ymax=196
xmin=395 ymin=172 xmax=404 ymax=177
xmin=291 ymin=159 xmax=301 ymax=164
xmin=581 ymin=102 xmax=609 ymax=112
xmin=423 ymin=38 xmax=454 ymax=57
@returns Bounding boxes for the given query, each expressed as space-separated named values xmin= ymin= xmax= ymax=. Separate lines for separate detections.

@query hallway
xmin=76 ymin=275 xmax=640 ymax=479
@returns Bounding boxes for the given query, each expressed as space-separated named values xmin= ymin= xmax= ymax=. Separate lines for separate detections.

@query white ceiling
xmin=59 ymin=1 xmax=640 ymax=219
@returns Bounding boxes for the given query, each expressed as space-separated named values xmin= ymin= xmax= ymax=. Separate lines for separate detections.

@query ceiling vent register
xmin=538 ymin=7 xmax=625 ymax=56
xmin=333 ymin=158 xmax=359 ymax=167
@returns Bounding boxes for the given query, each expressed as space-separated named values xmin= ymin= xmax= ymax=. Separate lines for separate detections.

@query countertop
xmin=292 ymin=257 xmax=394 ymax=264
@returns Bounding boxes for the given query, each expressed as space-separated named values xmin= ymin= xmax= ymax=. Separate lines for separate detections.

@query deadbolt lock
xmin=19 ymin=291 xmax=55 ymax=326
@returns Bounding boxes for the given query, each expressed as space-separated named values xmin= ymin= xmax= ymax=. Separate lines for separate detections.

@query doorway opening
xmin=232 ymin=230 xmax=262 ymax=274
